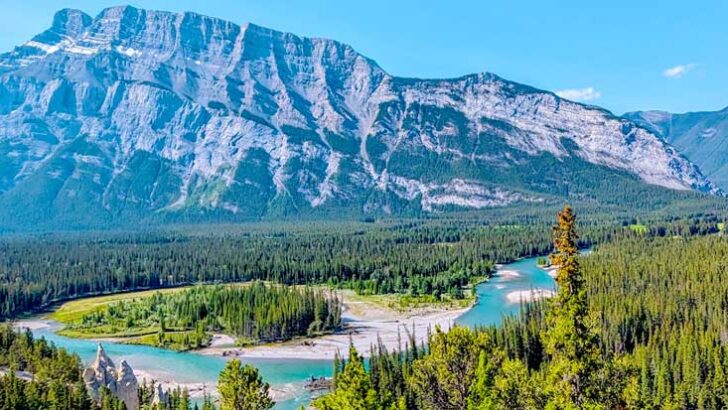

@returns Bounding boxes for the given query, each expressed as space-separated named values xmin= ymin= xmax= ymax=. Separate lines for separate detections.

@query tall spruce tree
xmin=543 ymin=206 xmax=601 ymax=409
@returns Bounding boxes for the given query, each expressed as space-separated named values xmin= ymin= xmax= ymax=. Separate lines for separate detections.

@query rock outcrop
xmin=151 ymin=382 xmax=168 ymax=407
xmin=83 ymin=344 xmax=140 ymax=410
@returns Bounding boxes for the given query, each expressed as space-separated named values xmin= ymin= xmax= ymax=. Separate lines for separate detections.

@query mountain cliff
xmin=0 ymin=6 xmax=716 ymax=228
xmin=625 ymin=108 xmax=728 ymax=190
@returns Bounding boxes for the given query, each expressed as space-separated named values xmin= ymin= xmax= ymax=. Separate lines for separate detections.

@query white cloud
xmin=555 ymin=87 xmax=601 ymax=102
xmin=663 ymin=63 xmax=696 ymax=79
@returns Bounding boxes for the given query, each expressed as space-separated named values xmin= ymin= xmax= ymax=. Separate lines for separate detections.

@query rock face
xmin=0 ymin=6 xmax=717 ymax=228
xmin=625 ymin=108 xmax=728 ymax=190
xmin=83 ymin=344 xmax=140 ymax=410
xmin=151 ymin=382 xmax=168 ymax=407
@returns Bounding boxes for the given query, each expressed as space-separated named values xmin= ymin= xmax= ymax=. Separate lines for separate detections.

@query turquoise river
xmin=27 ymin=255 xmax=554 ymax=409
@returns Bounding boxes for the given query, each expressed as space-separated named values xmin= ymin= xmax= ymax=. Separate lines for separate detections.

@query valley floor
xmin=28 ymin=286 xmax=476 ymax=361
xmin=11 ymin=258 xmax=556 ymax=406
xmin=198 ymin=290 xmax=470 ymax=360
xmin=12 ymin=290 xmax=473 ymax=402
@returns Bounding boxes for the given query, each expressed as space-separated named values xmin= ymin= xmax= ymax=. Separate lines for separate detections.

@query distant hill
xmin=625 ymin=107 xmax=728 ymax=190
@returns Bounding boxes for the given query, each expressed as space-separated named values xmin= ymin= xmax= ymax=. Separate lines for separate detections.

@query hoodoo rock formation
xmin=83 ymin=344 xmax=140 ymax=410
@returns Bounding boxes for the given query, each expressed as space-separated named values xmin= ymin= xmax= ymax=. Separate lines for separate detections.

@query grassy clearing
xmin=125 ymin=330 xmax=211 ymax=351
xmin=51 ymin=282 xmax=260 ymax=324
xmin=342 ymin=273 xmax=486 ymax=314
xmin=51 ymin=287 xmax=199 ymax=348
xmin=49 ymin=281 xmax=327 ymax=351
xmin=628 ymin=224 xmax=648 ymax=234
xmin=51 ymin=287 xmax=192 ymax=324
xmin=49 ymin=288 xmax=205 ymax=350
xmin=57 ymin=325 xmax=160 ymax=339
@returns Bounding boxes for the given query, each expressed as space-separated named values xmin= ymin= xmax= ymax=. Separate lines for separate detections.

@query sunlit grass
xmin=628 ymin=223 xmax=648 ymax=234
xmin=51 ymin=287 xmax=192 ymax=324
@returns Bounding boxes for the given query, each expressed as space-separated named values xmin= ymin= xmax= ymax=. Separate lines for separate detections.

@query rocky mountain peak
xmin=0 ymin=6 xmax=718 ymax=228
xmin=49 ymin=9 xmax=92 ymax=38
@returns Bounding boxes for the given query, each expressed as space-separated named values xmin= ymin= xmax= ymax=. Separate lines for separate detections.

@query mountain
xmin=0 ymin=6 xmax=717 ymax=228
xmin=624 ymin=108 xmax=728 ymax=190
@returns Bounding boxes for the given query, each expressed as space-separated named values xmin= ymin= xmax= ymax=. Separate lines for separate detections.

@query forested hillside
xmin=582 ymin=235 xmax=728 ymax=408
xmin=0 ymin=324 xmax=258 ymax=409
xmin=0 ymin=326 xmax=103 ymax=409
xmin=1 ymin=208 xmax=723 ymax=321
xmin=314 ymin=208 xmax=728 ymax=409
xmin=3 ymin=209 xmax=728 ymax=408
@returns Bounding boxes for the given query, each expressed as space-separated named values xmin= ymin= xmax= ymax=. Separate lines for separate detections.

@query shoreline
xmin=8 ymin=256 xmax=561 ymax=407
xmin=15 ymin=291 xmax=476 ymax=362
xmin=196 ymin=290 xmax=472 ymax=360
xmin=16 ymin=258 xmax=559 ymax=362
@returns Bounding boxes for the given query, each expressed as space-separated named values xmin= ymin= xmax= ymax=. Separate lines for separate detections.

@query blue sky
xmin=1 ymin=0 xmax=726 ymax=114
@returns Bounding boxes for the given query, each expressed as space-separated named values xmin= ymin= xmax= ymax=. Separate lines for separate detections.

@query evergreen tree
xmin=489 ymin=359 xmax=545 ymax=410
xmin=71 ymin=380 xmax=93 ymax=410
xmin=177 ymin=388 xmax=191 ymax=410
xmin=313 ymin=346 xmax=379 ymax=410
xmin=409 ymin=326 xmax=499 ymax=410
xmin=218 ymin=359 xmax=274 ymax=410
xmin=201 ymin=393 xmax=216 ymax=410
xmin=542 ymin=206 xmax=615 ymax=409
xmin=100 ymin=386 xmax=127 ymax=410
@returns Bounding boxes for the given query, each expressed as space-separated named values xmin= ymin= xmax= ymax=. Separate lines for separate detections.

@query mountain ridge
xmin=0 ymin=6 xmax=718 ymax=228
xmin=625 ymin=107 xmax=728 ymax=190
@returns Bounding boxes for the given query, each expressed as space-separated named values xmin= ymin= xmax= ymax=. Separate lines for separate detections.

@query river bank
xmin=19 ymin=260 xmax=556 ymax=363
xmin=13 ymin=256 xmax=556 ymax=409
xmin=198 ymin=260 xmax=561 ymax=361
xmin=198 ymin=290 xmax=470 ymax=360
xmin=13 ymin=295 xmax=470 ymax=406
xmin=28 ymin=288 xmax=472 ymax=361
xmin=13 ymin=318 xmax=318 ymax=405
